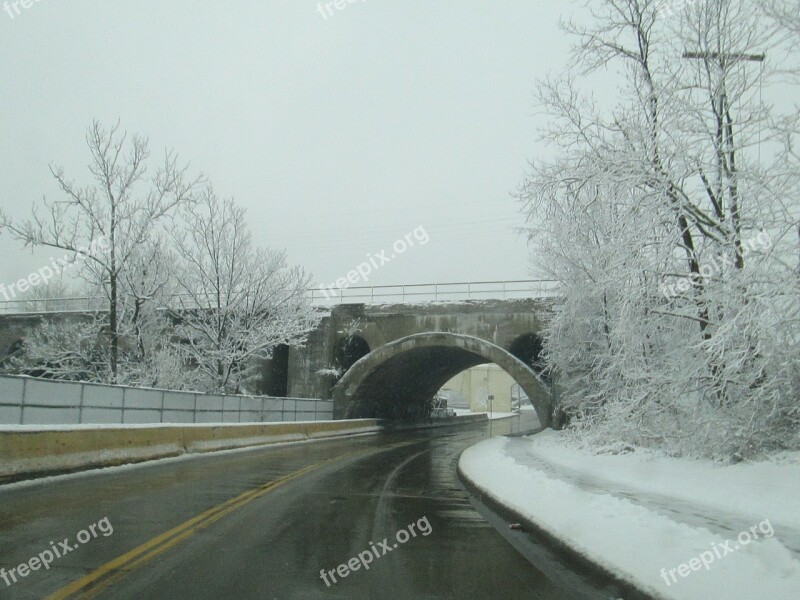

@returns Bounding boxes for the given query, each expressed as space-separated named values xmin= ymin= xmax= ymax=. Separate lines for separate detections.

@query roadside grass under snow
xmin=459 ymin=431 xmax=800 ymax=600
xmin=452 ymin=408 xmax=519 ymax=420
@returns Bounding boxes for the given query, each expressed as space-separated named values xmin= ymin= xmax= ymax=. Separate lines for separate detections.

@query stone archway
xmin=332 ymin=332 xmax=551 ymax=425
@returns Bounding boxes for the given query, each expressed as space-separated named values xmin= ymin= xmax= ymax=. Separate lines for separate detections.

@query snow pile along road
xmin=459 ymin=433 xmax=800 ymax=600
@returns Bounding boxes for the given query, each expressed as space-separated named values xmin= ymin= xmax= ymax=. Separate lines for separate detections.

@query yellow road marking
xmin=46 ymin=440 xmax=418 ymax=599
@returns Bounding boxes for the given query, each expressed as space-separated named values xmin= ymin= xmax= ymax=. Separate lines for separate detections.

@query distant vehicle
xmin=431 ymin=407 xmax=456 ymax=419
xmin=432 ymin=392 xmax=448 ymax=410
xmin=430 ymin=393 xmax=456 ymax=418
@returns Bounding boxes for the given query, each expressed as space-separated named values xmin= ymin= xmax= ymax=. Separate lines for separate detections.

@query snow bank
xmin=459 ymin=435 xmax=800 ymax=600
xmin=524 ymin=430 xmax=800 ymax=527
xmin=451 ymin=409 xmax=519 ymax=420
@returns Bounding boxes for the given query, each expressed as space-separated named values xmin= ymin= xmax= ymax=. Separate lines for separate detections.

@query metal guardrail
xmin=0 ymin=399 xmax=334 ymax=425
xmin=0 ymin=280 xmax=559 ymax=314
xmin=0 ymin=375 xmax=333 ymax=425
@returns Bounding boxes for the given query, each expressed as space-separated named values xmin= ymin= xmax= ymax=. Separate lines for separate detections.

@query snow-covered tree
xmin=10 ymin=316 xmax=109 ymax=381
xmin=111 ymin=235 xmax=193 ymax=387
xmin=0 ymin=120 xmax=203 ymax=381
xmin=14 ymin=278 xmax=80 ymax=312
xmin=169 ymin=188 xmax=320 ymax=394
xmin=761 ymin=0 xmax=800 ymax=37
xmin=520 ymin=0 xmax=800 ymax=459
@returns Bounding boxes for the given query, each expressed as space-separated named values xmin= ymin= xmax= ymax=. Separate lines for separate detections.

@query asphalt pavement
xmin=0 ymin=414 xmax=624 ymax=599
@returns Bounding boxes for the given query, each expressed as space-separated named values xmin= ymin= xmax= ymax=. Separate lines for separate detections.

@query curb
xmin=457 ymin=441 xmax=661 ymax=600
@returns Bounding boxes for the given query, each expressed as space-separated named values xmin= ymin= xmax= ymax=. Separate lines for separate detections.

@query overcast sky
xmin=1 ymin=1 xmax=581 ymax=293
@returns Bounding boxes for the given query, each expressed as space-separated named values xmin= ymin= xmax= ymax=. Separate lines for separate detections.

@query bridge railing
xmin=307 ymin=279 xmax=560 ymax=305
xmin=0 ymin=280 xmax=560 ymax=314
xmin=0 ymin=296 xmax=110 ymax=315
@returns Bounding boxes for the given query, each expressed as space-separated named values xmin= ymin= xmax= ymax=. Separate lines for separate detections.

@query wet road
xmin=0 ymin=416 xmax=622 ymax=599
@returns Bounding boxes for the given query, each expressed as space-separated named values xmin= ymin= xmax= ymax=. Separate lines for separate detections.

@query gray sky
xmin=0 ymin=1 xmax=577 ymax=292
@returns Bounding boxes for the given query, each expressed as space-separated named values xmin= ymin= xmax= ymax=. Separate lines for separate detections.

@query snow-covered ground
xmin=452 ymin=408 xmax=518 ymax=420
xmin=459 ymin=430 xmax=800 ymax=600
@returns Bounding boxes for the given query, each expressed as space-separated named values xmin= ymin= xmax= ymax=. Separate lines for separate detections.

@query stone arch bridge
xmin=284 ymin=299 xmax=555 ymax=426
xmin=0 ymin=298 xmax=556 ymax=426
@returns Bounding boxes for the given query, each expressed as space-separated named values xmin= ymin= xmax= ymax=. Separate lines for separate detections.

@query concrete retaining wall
xmin=0 ymin=419 xmax=382 ymax=483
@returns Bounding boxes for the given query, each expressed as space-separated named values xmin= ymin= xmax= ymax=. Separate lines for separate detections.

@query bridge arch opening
xmin=508 ymin=333 xmax=549 ymax=382
xmin=323 ymin=334 xmax=372 ymax=395
xmin=1 ymin=339 xmax=24 ymax=370
xmin=7 ymin=338 xmax=23 ymax=358
xmin=333 ymin=335 xmax=371 ymax=372
xmin=261 ymin=343 xmax=289 ymax=397
xmin=332 ymin=333 xmax=551 ymax=426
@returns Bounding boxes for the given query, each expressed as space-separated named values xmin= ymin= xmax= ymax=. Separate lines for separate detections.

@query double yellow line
xmin=42 ymin=438 xmax=406 ymax=599
xmin=46 ymin=439 xmax=418 ymax=599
